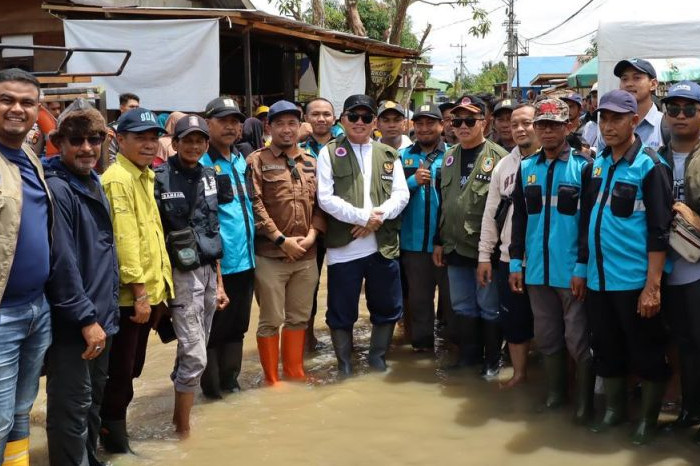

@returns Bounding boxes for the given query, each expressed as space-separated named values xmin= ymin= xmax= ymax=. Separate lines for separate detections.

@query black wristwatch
xmin=274 ymin=235 xmax=286 ymax=247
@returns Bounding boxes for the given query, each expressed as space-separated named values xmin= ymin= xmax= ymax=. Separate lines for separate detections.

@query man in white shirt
xmin=317 ymin=94 xmax=410 ymax=375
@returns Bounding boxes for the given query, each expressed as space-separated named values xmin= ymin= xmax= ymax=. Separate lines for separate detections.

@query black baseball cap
xmin=174 ymin=114 xmax=209 ymax=140
xmin=412 ymin=103 xmax=442 ymax=121
xmin=117 ymin=108 xmax=166 ymax=134
xmin=597 ymin=90 xmax=638 ymax=114
xmin=493 ymin=98 xmax=516 ymax=116
xmin=343 ymin=94 xmax=377 ymax=114
xmin=377 ymin=100 xmax=406 ymax=118
xmin=268 ymin=100 xmax=302 ymax=122
xmin=452 ymin=95 xmax=486 ymax=115
xmin=614 ymin=58 xmax=657 ymax=79
xmin=205 ymin=97 xmax=246 ymax=121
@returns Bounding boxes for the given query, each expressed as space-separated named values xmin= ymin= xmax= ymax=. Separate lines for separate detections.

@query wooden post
xmin=243 ymin=28 xmax=253 ymax=117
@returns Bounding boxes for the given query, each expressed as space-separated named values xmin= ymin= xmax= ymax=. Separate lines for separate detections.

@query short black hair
xmin=0 ymin=68 xmax=40 ymax=97
xmin=513 ymin=102 xmax=536 ymax=112
xmin=305 ymin=97 xmax=335 ymax=114
xmin=119 ymin=93 xmax=140 ymax=106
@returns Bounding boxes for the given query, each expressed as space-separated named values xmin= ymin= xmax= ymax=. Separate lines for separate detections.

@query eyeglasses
xmin=285 ymin=156 xmax=300 ymax=180
xmin=666 ymin=103 xmax=699 ymax=118
xmin=67 ymin=135 xmax=106 ymax=147
xmin=346 ymin=112 xmax=374 ymax=124
xmin=451 ymin=117 xmax=483 ymax=128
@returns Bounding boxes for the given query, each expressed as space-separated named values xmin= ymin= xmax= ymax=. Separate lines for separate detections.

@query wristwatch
xmin=274 ymin=235 xmax=286 ymax=247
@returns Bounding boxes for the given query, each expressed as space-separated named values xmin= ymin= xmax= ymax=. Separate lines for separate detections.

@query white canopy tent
xmin=597 ymin=5 xmax=700 ymax=97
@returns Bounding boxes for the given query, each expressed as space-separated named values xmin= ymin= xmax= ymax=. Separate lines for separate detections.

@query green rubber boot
xmin=630 ymin=381 xmax=665 ymax=445
xmin=590 ymin=377 xmax=627 ymax=433
xmin=573 ymin=358 xmax=595 ymax=425
xmin=539 ymin=350 xmax=567 ymax=411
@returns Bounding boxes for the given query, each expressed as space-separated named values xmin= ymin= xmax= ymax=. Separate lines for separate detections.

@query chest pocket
xmin=610 ymin=181 xmax=638 ymax=218
xmin=557 ymin=184 xmax=580 ymax=216
xmin=216 ymin=174 xmax=234 ymax=204
xmin=524 ymin=184 xmax=543 ymax=214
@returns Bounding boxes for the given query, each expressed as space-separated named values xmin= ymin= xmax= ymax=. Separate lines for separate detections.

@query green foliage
xmin=455 ymin=61 xmax=507 ymax=95
xmin=580 ymin=38 xmax=598 ymax=63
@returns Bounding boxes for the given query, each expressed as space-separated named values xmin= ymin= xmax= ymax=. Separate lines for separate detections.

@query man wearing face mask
xmin=433 ymin=95 xmax=508 ymax=376
xmin=99 ymin=108 xmax=173 ymax=454
xmin=317 ymin=94 xmax=409 ymax=375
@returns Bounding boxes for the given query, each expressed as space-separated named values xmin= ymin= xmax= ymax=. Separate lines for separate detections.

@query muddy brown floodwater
xmin=27 ymin=273 xmax=700 ymax=465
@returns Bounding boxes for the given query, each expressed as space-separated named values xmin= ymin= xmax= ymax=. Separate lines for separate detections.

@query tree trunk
xmin=388 ymin=0 xmax=410 ymax=45
xmin=345 ymin=0 xmax=367 ymax=36
xmin=311 ymin=0 xmax=325 ymax=27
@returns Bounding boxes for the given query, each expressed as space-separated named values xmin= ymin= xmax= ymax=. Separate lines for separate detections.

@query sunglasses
xmin=666 ymin=103 xmax=699 ymax=118
xmin=346 ymin=112 xmax=374 ymax=124
xmin=67 ymin=135 xmax=106 ymax=147
xmin=451 ymin=117 xmax=483 ymax=128
xmin=286 ymin=157 xmax=300 ymax=180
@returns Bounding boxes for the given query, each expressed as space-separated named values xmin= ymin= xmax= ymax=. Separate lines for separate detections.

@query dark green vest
xmin=325 ymin=136 xmax=401 ymax=259
xmin=439 ymin=139 xmax=508 ymax=259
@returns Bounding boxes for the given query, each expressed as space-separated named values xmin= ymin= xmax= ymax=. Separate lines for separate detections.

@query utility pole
xmin=450 ymin=36 xmax=467 ymax=83
xmin=504 ymin=0 xmax=518 ymax=98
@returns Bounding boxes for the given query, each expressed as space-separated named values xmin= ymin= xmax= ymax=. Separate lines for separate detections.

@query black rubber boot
xmin=539 ymin=350 xmax=567 ymax=411
xmin=631 ymin=380 xmax=666 ymax=445
xmin=590 ymin=377 xmax=627 ymax=433
xmin=451 ymin=315 xmax=482 ymax=368
xmin=573 ymin=358 xmax=595 ymax=425
xmin=220 ymin=341 xmax=244 ymax=393
xmin=481 ymin=319 xmax=502 ymax=379
xmin=330 ymin=329 xmax=353 ymax=376
xmin=661 ymin=352 xmax=700 ymax=431
xmin=200 ymin=348 xmax=223 ymax=399
xmin=368 ymin=323 xmax=396 ymax=371
xmin=99 ymin=419 xmax=133 ymax=454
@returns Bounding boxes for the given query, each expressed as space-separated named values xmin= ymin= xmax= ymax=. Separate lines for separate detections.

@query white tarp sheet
xmin=318 ymin=45 xmax=365 ymax=118
xmin=597 ymin=4 xmax=700 ymax=97
xmin=64 ymin=19 xmax=219 ymax=111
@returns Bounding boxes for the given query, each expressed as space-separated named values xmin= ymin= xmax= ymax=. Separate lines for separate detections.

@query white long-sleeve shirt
xmin=317 ymin=141 xmax=409 ymax=265
xmin=478 ymin=145 xmax=524 ymax=263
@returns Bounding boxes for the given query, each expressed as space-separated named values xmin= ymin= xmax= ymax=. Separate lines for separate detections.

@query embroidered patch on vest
xmin=262 ymin=164 xmax=285 ymax=172
xmin=203 ymin=175 xmax=217 ymax=197
xmin=214 ymin=165 xmax=222 ymax=173
xmin=383 ymin=161 xmax=394 ymax=174
xmin=527 ymin=174 xmax=537 ymax=184
xmin=593 ymin=166 xmax=602 ymax=177
xmin=335 ymin=147 xmax=347 ymax=157
xmin=475 ymin=173 xmax=491 ymax=183
xmin=161 ymin=191 xmax=185 ymax=200
xmin=381 ymin=174 xmax=393 ymax=181
xmin=481 ymin=157 xmax=494 ymax=173
xmin=445 ymin=155 xmax=454 ymax=167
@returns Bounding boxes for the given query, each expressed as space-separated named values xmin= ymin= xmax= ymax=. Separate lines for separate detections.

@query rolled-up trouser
xmin=497 ymin=261 xmax=534 ymax=344
xmin=255 ymin=256 xmax=319 ymax=337
xmin=401 ymin=251 xmax=452 ymax=346
xmin=46 ymin=336 xmax=112 ymax=466
xmin=326 ymin=252 xmax=403 ymax=330
xmin=587 ymin=288 xmax=670 ymax=382
xmin=100 ymin=307 xmax=155 ymax=421
xmin=527 ymin=285 xmax=589 ymax=362
xmin=447 ymin=265 xmax=499 ymax=321
xmin=0 ymin=295 xmax=52 ymax=462
xmin=170 ymin=265 xmax=218 ymax=393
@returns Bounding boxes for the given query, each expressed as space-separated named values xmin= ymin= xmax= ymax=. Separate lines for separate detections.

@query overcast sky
xmin=250 ymin=0 xmax=682 ymax=82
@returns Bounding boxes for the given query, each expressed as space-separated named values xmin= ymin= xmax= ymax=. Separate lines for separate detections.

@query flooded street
xmin=28 ymin=275 xmax=700 ymax=466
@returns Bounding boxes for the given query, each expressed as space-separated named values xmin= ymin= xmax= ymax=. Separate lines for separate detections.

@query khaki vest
xmin=0 ymin=143 xmax=53 ymax=301
xmin=325 ymin=136 xmax=401 ymax=259
xmin=439 ymin=139 xmax=507 ymax=259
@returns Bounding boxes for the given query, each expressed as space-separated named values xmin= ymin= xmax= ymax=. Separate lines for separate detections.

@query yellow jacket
xmin=102 ymin=153 xmax=173 ymax=306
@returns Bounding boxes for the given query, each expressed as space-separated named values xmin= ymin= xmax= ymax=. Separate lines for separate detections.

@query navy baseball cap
xmin=597 ymin=90 xmax=638 ymax=114
xmin=662 ymin=80 xmax=700 ymax=104
xmin=205 ymin=97 xmax=246 ymax=121
xmin=412 ymin=103 xmax=442 ymax=121
xmin=268 ymin=100 xmax=302 ymax=122
xmin=493 ymin=98 xmax=516 ymax=116
xmin=561 ymin=93 xmax=583 ymax=107
xmin=614 ymin=58 xmax=657 ymax=79
xmin=377 ymin=100 xmax=406 ymax=118
xmin=438 ymin=101 xmax=455 ymax=114
xmin=343 ymin=94 xmax=377 ymax=114
xmin=452 ymin=95 xmax=486 ymax=115
xmin=174 ymin=114 xmax=209 ymax=140
xmin=117 ymin=108 xmax=165 ymax=134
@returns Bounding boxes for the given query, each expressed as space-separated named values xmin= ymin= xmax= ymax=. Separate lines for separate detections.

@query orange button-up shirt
xmin=248 ymin=144 xmax=326 ymax=260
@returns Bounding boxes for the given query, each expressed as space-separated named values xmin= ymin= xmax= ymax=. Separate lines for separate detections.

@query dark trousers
xmin=208 ymin=269 xmax=255 ymax=346
xmin=401 ymin=251 xmax=451 ymax=348
xmin=664 ymin=278 xmax=700 ymax=411
xmin=497 ymin=261 xmax=534 ymax=344
xmin=326 ymin=253 xmax=403 ymax=330
xmin=587 ymin=289 xmax=670 ymax=382
xmin=310 ymin=239 xmax=327 ymax=321
xmin=101 ymin=308 xmax=153 ymax=421
xmin=46 ymin=336 xmax=112 ymax=466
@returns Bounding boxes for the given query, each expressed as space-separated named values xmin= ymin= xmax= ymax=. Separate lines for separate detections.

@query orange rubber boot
xmin=282 ymin=328 xmax=306 ymax=380
xmin=257 ymin=334 xmax=280 ymax=385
